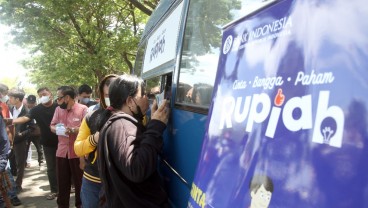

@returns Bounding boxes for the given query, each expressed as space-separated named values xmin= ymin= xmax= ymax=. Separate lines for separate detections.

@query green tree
xmin=0 ymin=0 xmax=158 ymax=90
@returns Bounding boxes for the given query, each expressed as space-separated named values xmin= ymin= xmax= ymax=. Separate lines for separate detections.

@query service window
xmin=145 ymin=73 xmax=172 ymax=107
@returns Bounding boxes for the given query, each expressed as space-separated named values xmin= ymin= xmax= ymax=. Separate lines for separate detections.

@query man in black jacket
xmin=8 ymin=88 xmax=32 ymax=193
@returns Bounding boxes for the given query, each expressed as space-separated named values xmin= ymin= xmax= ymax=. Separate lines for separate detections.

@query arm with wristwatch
xmin=65 ymin=127 xmax=79 ymax=135
xmin=50 ymin=123 xmax=78 ymax=137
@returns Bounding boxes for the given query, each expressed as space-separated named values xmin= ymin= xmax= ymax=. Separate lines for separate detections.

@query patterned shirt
xmin=51 ymin=102 xmax=87 ymax=159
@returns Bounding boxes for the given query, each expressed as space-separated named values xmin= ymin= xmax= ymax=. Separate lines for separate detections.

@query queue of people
xmin=0 ymin=73 xmax=170 ymax=207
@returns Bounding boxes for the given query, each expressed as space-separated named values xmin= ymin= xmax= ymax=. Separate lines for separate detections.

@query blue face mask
xmin=81 ymin=98 xmax=90 ymax=104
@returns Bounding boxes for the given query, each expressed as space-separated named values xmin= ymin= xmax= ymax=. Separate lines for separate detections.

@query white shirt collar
xmin=13 ymin=104 xmax=23 ymax=119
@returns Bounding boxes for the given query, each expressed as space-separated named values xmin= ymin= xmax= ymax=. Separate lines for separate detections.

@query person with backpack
xmin=74 ymin=74 xmax=117 ymax=208
xmin=96 ymin=74 xmax=170 ymax=207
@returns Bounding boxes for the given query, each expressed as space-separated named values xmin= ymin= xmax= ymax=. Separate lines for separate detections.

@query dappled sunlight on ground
xmin=15 ymin=145 xmax=75 ymax=208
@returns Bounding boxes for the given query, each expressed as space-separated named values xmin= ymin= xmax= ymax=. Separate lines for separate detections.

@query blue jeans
xmin=80 ymin=177 xmax=102 ymax=208
xmin=6 ymin=168 xmax=17 ymax=199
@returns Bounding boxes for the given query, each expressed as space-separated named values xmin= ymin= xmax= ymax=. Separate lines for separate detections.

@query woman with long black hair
xmin=97 ymin=74 xmax=170 ymax=207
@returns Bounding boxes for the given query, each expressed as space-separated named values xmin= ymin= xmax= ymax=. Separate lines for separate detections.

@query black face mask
xmin=130 ymin=99 xmax=144 ymax=122
xmin=59 ymin=101 xmax=68 ymax=109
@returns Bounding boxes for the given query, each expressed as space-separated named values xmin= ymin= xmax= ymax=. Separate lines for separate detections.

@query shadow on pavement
xmin=14 ymin=145 xmax=75 ymax=208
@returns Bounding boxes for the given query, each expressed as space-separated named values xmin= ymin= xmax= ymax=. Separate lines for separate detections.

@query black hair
xmin=192 ymin=83 xmax=213 ymax=105
xmin=37 ymin=87 xmax=51 ymax=94
xmin=249 ymin=175 xmax=274 ymax=193
xmin=57 ymin=86 xmax=76 ymax=99
xmin=78 ymin=84 xmax=93 ymax=94
xmin=99 ymin=74 xmax=119 ymax=109
xmin=8 ymin=88 xmax=25 ymax=101
xmin=97 ymin=74 xmax=145 ymax=131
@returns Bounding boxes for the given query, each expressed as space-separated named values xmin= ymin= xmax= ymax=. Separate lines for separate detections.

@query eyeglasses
xmin=56 ymin=96 xmax=65 ymax=101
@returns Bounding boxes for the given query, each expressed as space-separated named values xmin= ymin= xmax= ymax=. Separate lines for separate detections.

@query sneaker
xmin=46 ymin=192 xmax=58 ymax=200
xmin=25 ymin=163 xmax=31 ymax=168
xmin=10 ymin=197 xmax=22 ymax=206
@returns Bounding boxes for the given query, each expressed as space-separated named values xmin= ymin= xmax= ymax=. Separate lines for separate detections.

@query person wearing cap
xmin=24 ymin=95 xmax=44 ymax=168
xmin=7 ymin=88 xmax=32 ymax=193
xmin=26 ymin=95 xmax=37 ymax=109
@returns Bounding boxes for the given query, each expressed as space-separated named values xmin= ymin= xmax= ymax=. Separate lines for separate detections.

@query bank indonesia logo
xmin=223 ymin=35 xmax=233 ymax=55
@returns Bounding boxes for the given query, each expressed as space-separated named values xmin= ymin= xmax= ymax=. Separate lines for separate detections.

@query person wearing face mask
xmin=0 ymin=109 xmax=12 ymax=208
xmin=7 ymin=88 xmax=31 ymax=194
xmin=24 ymin=95 xmax=44 ymax=168
xmin=74 ymin=74 xmax=118 ymax=208
xmin=0 ymin=84 xmax=10 ymax=114
xmin=0 ymin=84 xmax=22 ymax=207
xmin=78 ymin=84 xmax=97 ymax=107
xmin=10 ymin=87 xmax=59 ymax=200
xmin=50 ymin=86 xmax=88 ymax=208
xmin=0 ymin=83 xmax=12 ymax=112
xmin=96 ymin=74 xmax=170 ymax=207
xmin=0 ymin=83 xmax=12 ymax=144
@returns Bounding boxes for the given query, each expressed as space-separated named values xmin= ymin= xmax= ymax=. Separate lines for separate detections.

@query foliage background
xmin=0 ymin=0 xmax=158 ymax=92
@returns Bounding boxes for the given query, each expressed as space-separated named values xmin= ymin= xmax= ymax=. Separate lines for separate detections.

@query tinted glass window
xmin=177 ymin=0 xmax=276 ymax=109
xmin=176 ymin=0 xmax=240 ymax=108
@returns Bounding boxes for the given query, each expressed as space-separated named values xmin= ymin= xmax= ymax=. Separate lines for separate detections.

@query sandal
xmin=46 ymin=193 xmax=58 ymax=200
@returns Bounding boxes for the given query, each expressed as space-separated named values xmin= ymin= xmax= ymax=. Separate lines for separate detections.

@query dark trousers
xmin=8 ymin=150 xmax=17 ymax=176
xmin=56 ymin=157 xmax=83 ymax=208
xmin=43 ymin=145 xmax=58 ymax=193
xmin=26 ymin=136 xmax=44 ymax=164
xmin=13 ymin=140 xmax=27 ymax=188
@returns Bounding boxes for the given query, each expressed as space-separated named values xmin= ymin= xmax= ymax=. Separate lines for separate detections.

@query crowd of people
xmin=0 ymin=73 xmax=170 ymax=207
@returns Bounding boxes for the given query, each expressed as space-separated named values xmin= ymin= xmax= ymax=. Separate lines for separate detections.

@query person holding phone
xmin=96 ymin=74 xmax=170 ymax=207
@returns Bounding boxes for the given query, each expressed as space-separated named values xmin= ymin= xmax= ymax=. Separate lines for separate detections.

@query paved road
xmin=14 ymin=145 xmax=76 ymax=208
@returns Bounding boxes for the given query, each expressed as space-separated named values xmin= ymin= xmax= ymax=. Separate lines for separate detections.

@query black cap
xmin=27 ymin=95 xmax=37 ymax=104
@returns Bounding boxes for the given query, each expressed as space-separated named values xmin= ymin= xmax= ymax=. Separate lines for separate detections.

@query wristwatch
xmin=71 ymin=128 xmax=75 ymax=134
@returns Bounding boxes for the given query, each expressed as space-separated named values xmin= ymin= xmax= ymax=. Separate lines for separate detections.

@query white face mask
xmin=39 ymin=95 xmax=50 ymax=104
xmin=104 ymin=98 xmax=110 ymax=107
xmin=0 ymin=95 xmax=9 ymax=103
